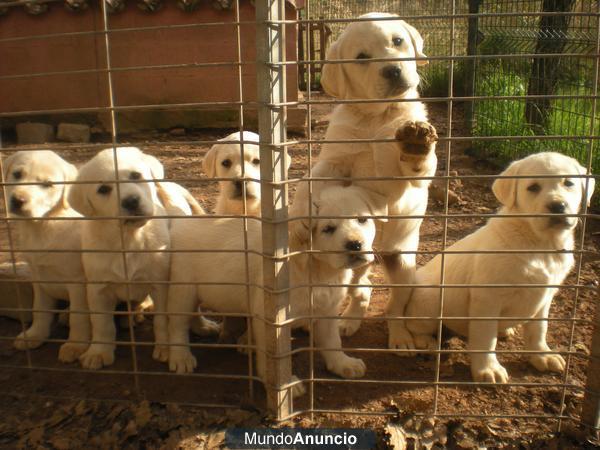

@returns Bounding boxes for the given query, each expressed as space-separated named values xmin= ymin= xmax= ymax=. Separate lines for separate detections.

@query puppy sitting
xmin=203 ymin=131 xmax=261 ymax=216
xmin=68 ymin=146 xmax=206 ymax=369
xmin=167 ymin=185 xmax=384 ymax=394
xmin=4 ymin=150 xmax=90 ymax=363
xmin=404 ymin=152 xmax=595 ymax=383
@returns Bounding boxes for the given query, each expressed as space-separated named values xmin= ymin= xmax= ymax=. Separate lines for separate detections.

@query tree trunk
xmin=525 ymin=0 xmax=575 ymax=134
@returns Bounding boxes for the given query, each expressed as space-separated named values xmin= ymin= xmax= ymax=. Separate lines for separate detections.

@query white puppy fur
xmin=68 ymin=146 xmax=207 ymax=369
xmin=4 ymin=150 xmax=90 ymax=362
xmin=404 ymin=152 xmax=595 ymax=383
xmin=203 ymin=131 xmax=262 ymax=216
xmin=291 ymin=13 xmax=438 ymax=345
xmin=167 ymin=186 xmax=385 ymax=394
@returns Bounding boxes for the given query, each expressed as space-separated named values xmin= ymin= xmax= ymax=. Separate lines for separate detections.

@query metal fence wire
xmin=0 ymin=0 xmax=599 ymax=444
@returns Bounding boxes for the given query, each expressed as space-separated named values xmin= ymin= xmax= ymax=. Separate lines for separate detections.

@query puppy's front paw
xmin=413 ymin=333 xmax=437 ymax=352
xmin=529 ymin=354 xmax=565 ymax=373
xmin=14 ymin=329 xmax=46 ymax=350
xmin=395 ymin=121 xmax=438 ymax=156
xmin=498 ymin=327 xmax=517 ymax=339
xmin=79 ymin=345 xmax=115 ymax=370
xmin=326 ymin=354 xmax=366 ymax=379
xmin=339 ymin=319 xmax=361 ymax=337
xmin=169 ymin=348 xmax=197 ymax=374
xmin=388 ymin=326 xmax=416 ymax=356
xmin=152 ymin=344 xmax=170 ymax=363
xmin=190 ymin=316 xmax=221 ymax=337
xmin=472 ymin=361 xmax=509 ymax=384
xmin=58 ymin=342 xmax=88 ymax=363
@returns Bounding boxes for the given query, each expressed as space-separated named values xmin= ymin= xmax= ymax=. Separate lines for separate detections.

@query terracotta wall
xmin=0 ymin=1 xmax=299 ymax=128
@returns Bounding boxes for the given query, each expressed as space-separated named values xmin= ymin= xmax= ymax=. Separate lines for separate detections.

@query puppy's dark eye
xmin=129 ymin=171 xmax=142 ymax=180
xmin=564 ymin=179 xmax=575 ymax=187
xmin=356 ymin=52 xmax=370 ymax=61
xmin=12 ymin=170 xmax=22 ymax=180
xmin=252 ymin=158 xmax=260 ymax=165
xmin=357 ymin=217 xmax=368 ymax=224
xmin=222 ymin=159 xmax=232 ymax=168
xmin=322 ymin=225 xmax=337 ymax=234
xmin=41 ymin=181 xmax=53 ymax=189
xmin=392 ymin=37 xmax=403 ymax=46
xmin=97 ymin=184 xmax=112 ymax=195
xmin=527 ymin=183 xmax=541 ymax=193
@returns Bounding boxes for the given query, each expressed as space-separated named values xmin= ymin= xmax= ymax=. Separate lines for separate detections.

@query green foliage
xmin=472 ymin=65 xmax=599 ymax=197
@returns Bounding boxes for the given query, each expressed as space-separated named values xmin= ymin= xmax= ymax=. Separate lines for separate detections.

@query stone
xmin=0 ymin=262 xmax=33 ymax=323
xmin=16 ymin=122 xmax=54 ymax=145
xmin=57 ymin=123 xmax=91 ymax=143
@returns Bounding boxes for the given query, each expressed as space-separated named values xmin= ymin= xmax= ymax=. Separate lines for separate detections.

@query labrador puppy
xmin=4 ymin=150 xmax=90 ymax=362
xmin=167 ymin=185 xmax=385 ymax=394
xmin=291 ymin=13 xmax=438 ymax=346
xmin=68 ymin=146 xmax=208 ymax=369
xmin=203 ymin=131 xmax=261 ymax=217
xmin=404 ymin=152 xmax=595 ymax=383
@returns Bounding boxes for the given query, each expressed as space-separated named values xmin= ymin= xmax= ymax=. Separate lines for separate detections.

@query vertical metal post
xmin=464 ymin=0 xmax=480 ymax=133
xmin=256 ymin=0 xmax=292 ymax=420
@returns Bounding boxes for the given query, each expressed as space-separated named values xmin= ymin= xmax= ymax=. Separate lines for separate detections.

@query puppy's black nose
xmin=121 ymin=195 xmax=140 ymax=211
xmin=10 ymin=196 xmax=25 ymax=212
xmin=382 ymin=65 xmax=402 ymax=81
xmin=345 ymin=240 xmax=362 ymax=251
xmin=234 ymin=180 xmax=243 ymax=194
xmin=547 ymin=201 xmax=567 ymax=214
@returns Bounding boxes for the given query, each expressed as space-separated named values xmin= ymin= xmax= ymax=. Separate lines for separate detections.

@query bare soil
xmin=0 ymin=95 xmax=598 ymax=449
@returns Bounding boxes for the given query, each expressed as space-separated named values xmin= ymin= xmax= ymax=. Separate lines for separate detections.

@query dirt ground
xmin=0 ymin=96 xmax=599 ymax=449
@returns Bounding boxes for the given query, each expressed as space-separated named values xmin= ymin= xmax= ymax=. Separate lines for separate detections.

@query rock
xmin=430 ymin=181 xmax=461 ymax=205
xmin=0 ymin=262 xmax=33 ymax=323
xmin=169 ymin=127 xmax=186 ymax=137
xmin=16 ymin=122 xmax=54 ymax=145
xmin=57 ymin=123 xmax=91 ymax=143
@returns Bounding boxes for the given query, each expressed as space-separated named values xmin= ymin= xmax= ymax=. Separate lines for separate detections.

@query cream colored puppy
xmin=404 ymin=152 xmax=595 ymax=383
xmin=167 ymin=186 xmax=384 ymax=393
xmin=68 ymin=147 xmax=205 ymax=369
xmin=203 ymin=131 xmax=261 ymax=216
xmin=291 ymin=13 xmax=438 ymax=345
xmin=4 ymin=150 xmax=90 ymax=362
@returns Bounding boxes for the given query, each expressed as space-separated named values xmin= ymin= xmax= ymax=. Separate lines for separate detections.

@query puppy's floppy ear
xmin=141 ymin=153 xmax=165 ymax=182
xmin=353 ymin=187 xmax=389 ymax=222
xmin=67 ymin=165 xmax=95 ymax=216
xmin=2 ymin=152 xmax=18 ymax=181
xmin=492 ymin=160 xmax=520 ymax=209
xmin=60 ymin=160 xmax=79 ymax=210
xmin=288 ymin=201 xmax=319 ymax=249
xmin=202 ymin=144 xmax=219 ymax=178
xmin=575 ymin=162 xmax=595 ymax=208
xmin=400 ymin=20 xmax=428 ymax=66
xmin=320 ymin=39 xmax=347 ymax=98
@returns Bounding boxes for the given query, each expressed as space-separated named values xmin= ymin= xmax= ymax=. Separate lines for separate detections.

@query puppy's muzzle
xmin=546 ymin=201 xmax=574 ymax=228
xmin=381 ymin=65 xmax=410 ymax=94
xmin=345 ymin=240 xmax=370 ymax=267
xmin=121 ymin=195 xmax=148 ymax=225
xmin=9 ymin=195 xmax=26 ymax=214
xmin=232 ymin=180 xmax=257 ymax=199
xmin=121 ymin=195 xmax=141 ymax=213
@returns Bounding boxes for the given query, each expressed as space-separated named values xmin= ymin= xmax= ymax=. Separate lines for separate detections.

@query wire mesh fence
xmin=0 ymin=0 xmax=598 ymax=446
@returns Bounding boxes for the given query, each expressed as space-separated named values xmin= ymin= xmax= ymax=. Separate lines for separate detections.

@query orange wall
xmin=0 ymin=2 xmax=298 ymax=116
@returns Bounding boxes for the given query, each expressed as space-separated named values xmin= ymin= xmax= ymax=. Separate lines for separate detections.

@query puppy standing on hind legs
xmin=290 ymin=13 xmax=438 ymax=346
xmin=403 ymin=152 xmax=595 ymax=383
xmin=4 ymin=151 xmax=90 ymax=362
